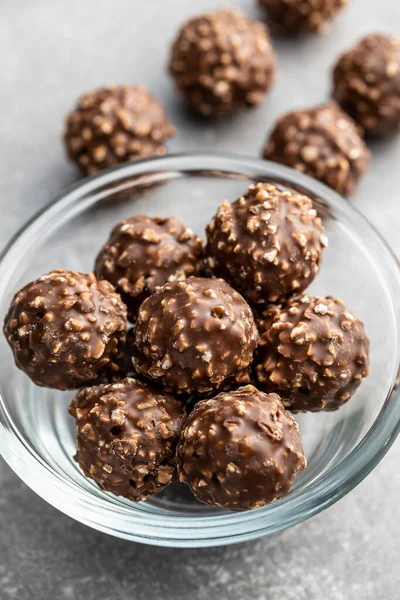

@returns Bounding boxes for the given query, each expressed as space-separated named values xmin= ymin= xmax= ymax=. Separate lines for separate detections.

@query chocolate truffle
xmin=255 ymin=294 xmax=369 ymax=412
xmin=64 ymin=85 xmax=175 ymax=175
xmin=95 ymin=215 xmax=204 ymax=321
xmin=133 ymin=277 xmax=258 ymax=395
xmin=258 ymin=0 xmax=348 ymax=35
xmin=263 ymin=102 xmax=370 ymax=195
xmin=3 ymin=270 xmax=127 ymax=390
xmin=177 ymin=385 xmax=306 ymax=511
xmin=333 ymin=33 xmax=400 ymax=136
xmin=205 ymin=183 xmax=326 ymax=305
xmin=169 ymin=7 xmax=277 ymax=117
xmin=69 ymin=378 xmax=186 ymax=501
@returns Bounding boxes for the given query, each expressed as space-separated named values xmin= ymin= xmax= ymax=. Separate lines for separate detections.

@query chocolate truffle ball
xmin=258 ymin=0 xmax=348 ymax=35
xmin=69 ymin=378 xmax=186 ymax=501
xmin=263 ymin=102 xmax=370 ymax=195
xmin=255 ymin=294 xmax=369 ymax=412
xmin=205 ymin=183 xmax=326 ymax=305
xmin=333 ymin=33 xmax=400 ymax=136
xmin=95 ymin=215 xmax=204 ymax=321
xmin=64 ymin=85 xmax=175 ymax=175
xmin=133 ymin=277 xmax=258 ymax=395
xmin=169 ymin=7 xmax=277 ymax=117
xmin=3 ymin=270 xmax=127 ymax=390
xmin=177 ymin=385 xmax=306 ymax=511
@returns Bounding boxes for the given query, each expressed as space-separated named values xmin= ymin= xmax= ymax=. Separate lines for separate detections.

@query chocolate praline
xmin=133 ymin=277 xmax=259 ymax=396
xmin=69 ymin=378 xmax=186 ymax=501
xmin=169 ymin=7 xmax=277 ymax=117
xmin=3 ymin=270 xmax=127 ymax=390
xmin=333 ymin=33 xmax=400 ymax=136
xmin=205 ymin=183 xmax=326 ymax=305
xmin=177 ymin=385 xmax=306 ymax=511
xmin=258 ymin=0 xmax=349 ymax=35
xmin=95 ymin=215 xmax=204 ymax=321
xmin=254 ymin=294 xmax=370 ymax=412
xmin=64 ymin=85 xmax=175 ymax=175
xmin=263 ymin=102 xmax=370 ymax=195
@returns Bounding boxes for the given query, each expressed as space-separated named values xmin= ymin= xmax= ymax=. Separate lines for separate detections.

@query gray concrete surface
xmin=0 ymin=1 xmax=399 ymax=598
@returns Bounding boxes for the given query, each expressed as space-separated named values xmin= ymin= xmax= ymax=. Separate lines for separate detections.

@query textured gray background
xmin=1 ymin=1 xmax=400 ymax=599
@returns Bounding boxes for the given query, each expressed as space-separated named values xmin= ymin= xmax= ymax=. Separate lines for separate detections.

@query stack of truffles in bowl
xmin=3 ymin=181 xmax=370 ymax=512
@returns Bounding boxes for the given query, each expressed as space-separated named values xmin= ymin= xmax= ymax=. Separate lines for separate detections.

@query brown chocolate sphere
xmin=64 ymin=85 xmax=175 ymax=175
xmin=69 ymin=378 xmax=186 ymax=502
xmin=95 ymin=215 xmax=204 ymax=321
xmin=133 ymin=277 xmax=258 ymax=396
xmin=254 ymin=294 xmax=370 ymax=412
xmin=3 ymin=270 xmax=127 ymax=390
xmin=169 ymin=7 xmax=277 ymax=117
xmin=333 ymin=33 xmax=400 ymax=136
xmin=177 ymin=385 xmax=306 ymax=511
xmin=263 ymin=102 xmax=370 ymax=196
xmin=205 ymin=183 xmax=326 ymax=305
xmin=258 ymin=0 xmax=348 ymax=35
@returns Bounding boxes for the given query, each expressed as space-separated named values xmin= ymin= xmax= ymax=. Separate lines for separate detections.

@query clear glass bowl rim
xmin=0 ymin=152 xmax=399 ymax=548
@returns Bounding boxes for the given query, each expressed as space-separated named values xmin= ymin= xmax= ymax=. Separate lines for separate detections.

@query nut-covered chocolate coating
xmin=69 ymin=378 xmax=186 ymax=502
xmin=205 ymin=183 xmax=326 ymax=305
xmin=64 ymin=85 xmax=175 ymax=175
xmin=333 ymin=33 xmax=400 ymax=136
xmin=258 ymin=0 xmax=348 ymax=35
xmin=133 ymin=277 xmax=258 ymax=395
xmin=3 ymin=270 xmax=127 ymax=390
xmin=177 ymin=385 xmax=306 ymax=511
xmin=263 ymin=102 xmax=370 ymax=195
xmin=95 ymin=215 xmax=204 ymax=321
xmin=169 ymin=7 xmax=277 ymax=117
xmin=255 ymin=295 xmax=369 ymax=412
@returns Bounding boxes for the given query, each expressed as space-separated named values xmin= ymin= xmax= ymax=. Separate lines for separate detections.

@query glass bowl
xmin=0 ymin=153 xmax=399 ymax=548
